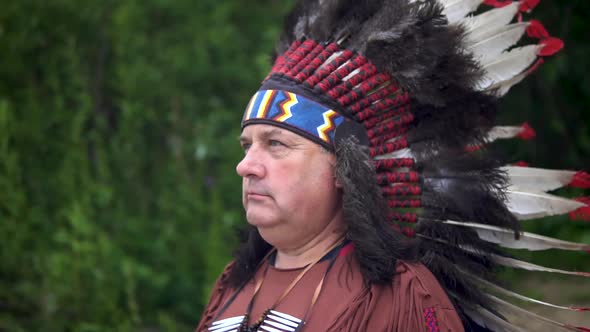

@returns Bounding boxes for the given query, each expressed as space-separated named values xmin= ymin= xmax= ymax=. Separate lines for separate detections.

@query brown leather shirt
xmin=197 ymin=244 xmax=464 ymax=332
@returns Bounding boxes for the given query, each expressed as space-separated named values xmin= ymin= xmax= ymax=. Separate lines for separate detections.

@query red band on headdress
xmin=388 ymin=212 xmax=418 ymax=223
xmin=376 ymin=171 xmax=420 ymax=185
xmin=382 ymin=184 xmax=422 ymax=196
xmin=375 ymin=158 xmax=415 ymax=170
xmin=402 ymin=227 xmax=416 ymax=238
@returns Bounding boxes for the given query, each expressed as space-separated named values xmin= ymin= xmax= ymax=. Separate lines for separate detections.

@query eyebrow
xmin=239 ymin=128 xmax=285 ymax=143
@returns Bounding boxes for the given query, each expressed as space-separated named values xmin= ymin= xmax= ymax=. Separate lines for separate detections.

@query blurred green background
xmin=0 ymin=1 xmax=588 ymax=331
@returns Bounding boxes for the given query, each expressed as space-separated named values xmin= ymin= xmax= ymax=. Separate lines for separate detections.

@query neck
xmin=274 ymin=214 xmax=345 ymax=269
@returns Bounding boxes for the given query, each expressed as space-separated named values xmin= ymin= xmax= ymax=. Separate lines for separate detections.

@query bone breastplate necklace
xmin=211 ymin=238 xmax=344 ymax=332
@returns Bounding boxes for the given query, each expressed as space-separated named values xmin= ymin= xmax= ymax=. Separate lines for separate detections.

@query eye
xmin=269 ymin=139 xmax=285 ymax=148
xmin=240 ymin=142 xmax=251 ymax=153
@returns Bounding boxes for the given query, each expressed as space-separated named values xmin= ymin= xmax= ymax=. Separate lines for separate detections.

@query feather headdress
xmin=240 ymin=0 xmax=588 ymax=330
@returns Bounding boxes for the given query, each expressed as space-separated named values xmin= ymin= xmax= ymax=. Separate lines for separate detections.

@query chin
xmin=245 ymin=209 xmax=281 ymax=228
xmin=255 ymin=226 xmax=289 ymax=249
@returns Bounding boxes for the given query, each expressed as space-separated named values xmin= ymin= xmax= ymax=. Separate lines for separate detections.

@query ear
xmin=328 ymin=154 xmax=343 ymax=189
xmin=334 ymin=176 xmax=343 ymax=189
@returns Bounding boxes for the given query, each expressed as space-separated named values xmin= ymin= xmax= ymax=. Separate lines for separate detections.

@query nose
xmin=236 ymin=147 xmax=266 ymax=179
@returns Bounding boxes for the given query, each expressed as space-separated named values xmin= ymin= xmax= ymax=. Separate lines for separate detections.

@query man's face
xmin=237 ymin=124 xmax=343 ymax=249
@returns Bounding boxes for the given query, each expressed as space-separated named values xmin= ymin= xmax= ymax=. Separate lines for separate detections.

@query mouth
xmin=245 ymin=190 xmax=271 ymax=201
xmin=247 ymin=192 xmax=269 ymax=199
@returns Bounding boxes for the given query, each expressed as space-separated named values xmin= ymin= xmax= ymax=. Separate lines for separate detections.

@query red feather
xmin=570 ymin=171 xmax=590 ymax=189
xmin=512 ymin=161 xmax=530 ymax=167
xmin=520 ymin=0 xmax=540 ymax=13
xmin=483 ymin=0 xmax=512 ymax=8
xmin=569 ymin=197 xmax=590 ymax=222
xmin=518 ymin=122 xmax=536 ymax=140
xmin=527 ymin=20 xmax=549 ymax=39
xmin=540 ymin=37 xmax=565 ymax=56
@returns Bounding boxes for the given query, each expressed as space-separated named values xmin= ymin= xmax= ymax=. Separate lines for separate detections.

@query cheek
xmin=283 ymin=163 xmax=336 ymax=208
xmin=241 ymin=178 xmax=246 ymax=205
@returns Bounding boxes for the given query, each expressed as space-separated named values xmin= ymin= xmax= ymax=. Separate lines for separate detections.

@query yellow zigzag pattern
xmin=276 ymin=92 xmax=297 ymax=122
xmin=317 ymin=110 xmax=338 ymax=142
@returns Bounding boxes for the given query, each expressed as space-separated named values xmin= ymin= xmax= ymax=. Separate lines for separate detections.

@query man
xmin=197 ymin=1 xmax=581 ymax=331
xmin=196 ymin=122 xmax=464 ymax=331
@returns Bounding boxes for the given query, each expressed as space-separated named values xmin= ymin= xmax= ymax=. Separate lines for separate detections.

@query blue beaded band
xmin=242 ymin=89 xmax=346 ymax=147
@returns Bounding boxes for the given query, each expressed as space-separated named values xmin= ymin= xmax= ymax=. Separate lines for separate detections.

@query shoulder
xmin=393 ymin=261 xmax=452 ymax=302
xmin=381 ymin=260 xmax=464 ymax=332
xmin=195 ymin=261 xmax=236 ymax=332
xmin=323 ymin=255 xmax=464 ymax=331
xmin=334 ymin=254 xmax=457 ymax=310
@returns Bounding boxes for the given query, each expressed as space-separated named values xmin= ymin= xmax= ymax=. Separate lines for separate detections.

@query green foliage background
xmin=0 ymin=1 xmax=587 ymax=331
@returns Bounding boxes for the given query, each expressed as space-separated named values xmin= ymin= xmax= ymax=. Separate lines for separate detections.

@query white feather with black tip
xmin=491 ymin=254 xmax=590 ymax=277
xmin=440 ymin=0 xmax=484 ymax=23
xmin=440 ymin=220 xmax=590 ymax=251
xmin=486 ymin=294 xmax=589 ymax=332
xmin=462 ymin=306 xmax=525 ymax=332
xmin=475 ymin=275 xmax=590 ymax=312
xmin=505 ymin=190 xmax=585 ymax=220
xmin=373 ymin=148 xmax=414 ymax=160
xmin=469 ymin=23 xmax=529 ymax=65
xmin=478 ymin=44 xmax=541 ymax=90
xmin=486 ymin=70 xmax=528 ymax=96
xmin=463 ymin=2 xmax=520 ymax=34
xmin=503 ymin=166 xmax=578 ymax=192
xmin=485 ymin=125 xmax=525 ymax=141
